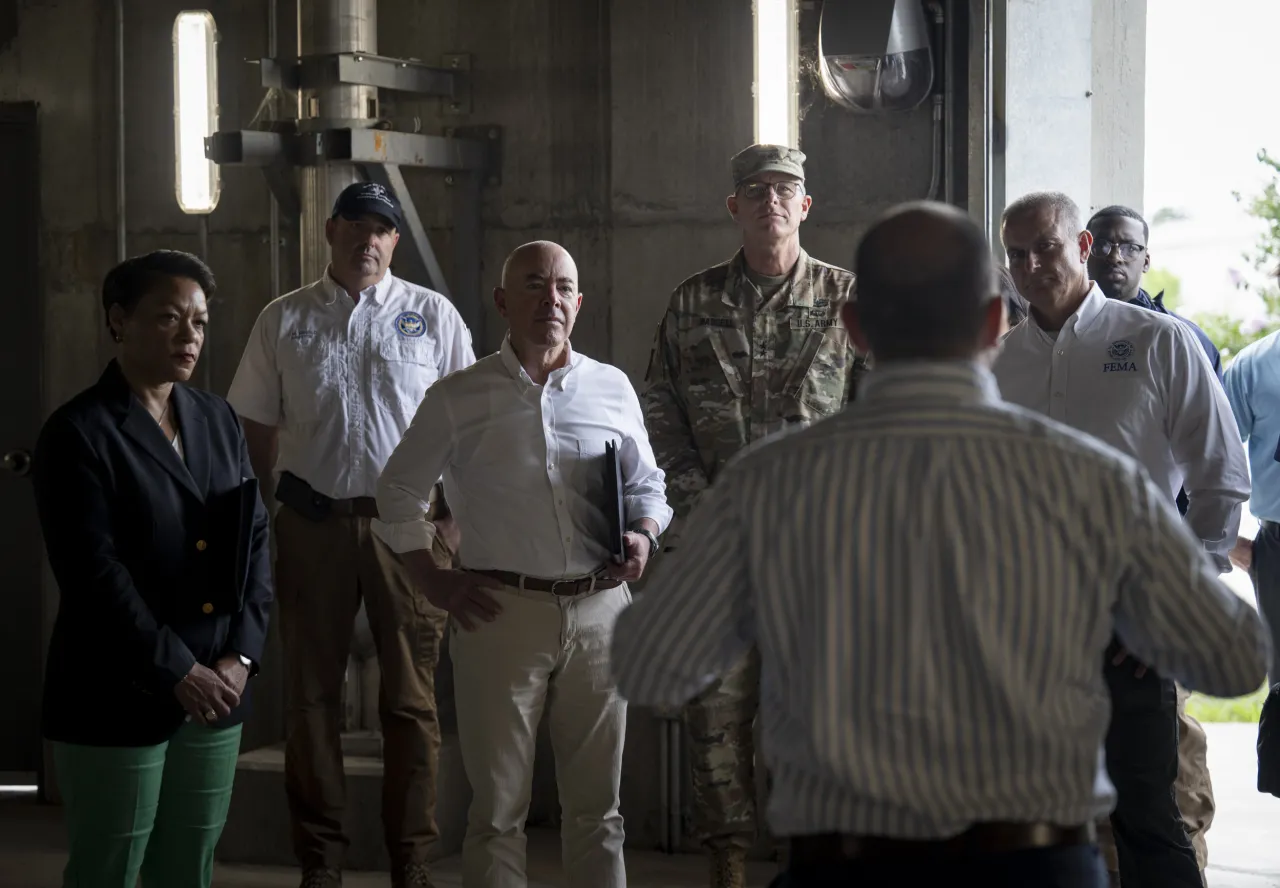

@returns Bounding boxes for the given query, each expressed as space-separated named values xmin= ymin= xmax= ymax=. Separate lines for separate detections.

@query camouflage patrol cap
xmin=731 ymin=144 xmax=806 ymax=186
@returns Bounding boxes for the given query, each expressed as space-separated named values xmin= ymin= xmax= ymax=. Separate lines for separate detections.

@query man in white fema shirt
xmin=227 ymin=181 xmax=475 ymax=888
xmin=993 ymin=190 xmax=1249 ymax=888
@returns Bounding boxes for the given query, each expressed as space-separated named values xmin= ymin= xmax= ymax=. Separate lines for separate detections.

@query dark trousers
xmin=277 ymin=506 xmax=449 ymax=872
xmin=769 ymin=845 xmax=1107 ymax=887
xmin=1252 ymin=521 xmax=1280 ymax=679
xmin=1103 ymin=641 xmax=1203 ymax=888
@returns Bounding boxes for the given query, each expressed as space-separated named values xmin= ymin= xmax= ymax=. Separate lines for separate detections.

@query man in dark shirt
xmin=1087 ymin=204 xmax=1219 ymax=886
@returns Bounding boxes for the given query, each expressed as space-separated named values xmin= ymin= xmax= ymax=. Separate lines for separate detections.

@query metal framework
xmin=205 ymin=50 xmax=499 ymax=342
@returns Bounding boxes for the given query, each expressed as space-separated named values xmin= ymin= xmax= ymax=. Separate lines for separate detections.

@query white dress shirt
xmin=372 ymin=337 xmax=674 ymax=578
xmin=226 ymin=270 xmax=476 ymax=499
xmin=994 ymin=284 xmax=1249 ymax=571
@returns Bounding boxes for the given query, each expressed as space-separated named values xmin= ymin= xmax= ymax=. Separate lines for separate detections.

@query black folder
xmin=604 ymin=440 xmax=626 ymax=563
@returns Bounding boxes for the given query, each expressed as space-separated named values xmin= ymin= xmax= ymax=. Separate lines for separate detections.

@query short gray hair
xmin=1001 ymin=191 xmax=1082 ymax=236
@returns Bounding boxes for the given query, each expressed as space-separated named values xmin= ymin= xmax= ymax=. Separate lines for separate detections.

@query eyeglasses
xmin=1091 ymin=241 xmax=1146 ymax=259
xmin=739 ymin=181 xmax=803 ymax=201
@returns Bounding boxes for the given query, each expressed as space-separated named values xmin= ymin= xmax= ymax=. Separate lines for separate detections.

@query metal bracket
xmin=445 ymin=125 xmax=503 ymax=186
xmin=440 ymin=53 xmax=473 ymax=116
xmin=359 ymin=162 xmax=451 ymax=299
xmin=261 ymin=161 xmax=300 ymax=219
xmin=261 ymin=52 xmax=461 ymax=98
xmin=207 ymin=129 xmax=500 ymax=177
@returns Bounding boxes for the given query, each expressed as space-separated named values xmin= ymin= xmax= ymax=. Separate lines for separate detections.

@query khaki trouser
xmin=276 ymin=506 xmax=449 ymax=872
xmin=684 ymin=647 xmax=761 ymax=850
xmin=1098 ymin=685 xmax=1214 ymax=883
xmin=450 ymin=582 xmax=630 ymax=888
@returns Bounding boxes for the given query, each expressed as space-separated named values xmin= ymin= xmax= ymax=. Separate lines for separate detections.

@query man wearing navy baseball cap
xmin=228 ymin=179 xmax=476 ymax=888
xmin=332 ymin=180 xmax=406 ymax=232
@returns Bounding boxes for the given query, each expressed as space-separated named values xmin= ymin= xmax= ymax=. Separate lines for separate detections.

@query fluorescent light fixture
xmin=754 ymin=0 xmax=799 ymax=147
xmin=173 ymin=11 xmax=220 ymax=214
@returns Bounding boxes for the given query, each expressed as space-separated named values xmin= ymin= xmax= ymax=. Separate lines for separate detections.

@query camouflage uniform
xmin=642 ymin=148 xmax=867 ymax=872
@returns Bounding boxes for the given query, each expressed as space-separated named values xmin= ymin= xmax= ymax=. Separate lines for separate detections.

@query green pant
xmin=53 ymin=721 xmax=243 ymax=888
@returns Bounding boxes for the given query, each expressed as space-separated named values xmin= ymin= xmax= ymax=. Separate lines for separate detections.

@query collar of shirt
xmin=1027 ymin=282 xmax=1108 ymax=346
xmin=498 ymin=334 xmax=583 ymax=390
xmin=858 ymin=360 xmax=1001 ymax=406
xmin=723 ymin=247 xmax=814 ymax=309
xmin=321 ymin=267 xmax=394 ymax=306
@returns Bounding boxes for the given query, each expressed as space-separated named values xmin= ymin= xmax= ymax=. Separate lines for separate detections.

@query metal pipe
xmin=198 ymin=215 xmax=212 ymax=391
xmin=300 ymin=0 xmax=378 ymax=285
xmin=926 ymin=2 xmax=944 ymax=200
xmin=668 ymin=720 xmax=682 ymax=850
xmin=115 ymin=0 xmax=126 ymax=262
xmin=658 ymin=721 xmax=670 ymax=852
xmin=269 ymin=0 xmax=281 ymax=300
xmin=943 ymin=0 xmax=956 ymax=204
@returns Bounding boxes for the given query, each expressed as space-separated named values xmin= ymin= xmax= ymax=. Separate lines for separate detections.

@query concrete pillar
xmin=999 ymin=0 xmax=1145 ymax=224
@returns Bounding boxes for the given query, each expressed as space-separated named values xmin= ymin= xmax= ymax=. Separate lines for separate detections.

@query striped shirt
xmin=612 ymin=361 xmax=1267 ymax=839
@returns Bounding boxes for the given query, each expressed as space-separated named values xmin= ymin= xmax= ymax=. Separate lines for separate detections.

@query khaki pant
xmin=684 ymin=647 xmax=761 ymax=850
xmin=1097 ymin=685 xmax=1214 ymax=883
xmin=276 ymin=506 xmax=449 ymax=871
xmin=450 ymin=582 xmax=630 ymax=888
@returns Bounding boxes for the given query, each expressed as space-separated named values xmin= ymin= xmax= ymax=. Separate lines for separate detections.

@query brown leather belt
xmin=469 ymin=569 xmax=621 ymax=597
xmin=789 ymin=822 xmax=1096 ymax=863
xmin=330 ymin=496 xmax=379 ymax=519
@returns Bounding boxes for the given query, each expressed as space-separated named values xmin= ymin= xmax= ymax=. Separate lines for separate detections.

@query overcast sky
xmin=1145 ymin=0 xmax=1280 ymax=317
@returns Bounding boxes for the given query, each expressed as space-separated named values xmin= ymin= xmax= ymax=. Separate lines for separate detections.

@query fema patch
xmin=395 ymin=311 xmax=426 ymax=338
xmin=1107 ymin=339 xmax=1134 ymax=360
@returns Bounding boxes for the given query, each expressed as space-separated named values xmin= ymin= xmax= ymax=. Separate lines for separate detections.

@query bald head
xmin=849 ymin=201 xmax=1000 ymax=361
xmin=500 ymin=240 xmax=579 ymax=291
xmin=495 ymin=240 xmax=582 ymax=352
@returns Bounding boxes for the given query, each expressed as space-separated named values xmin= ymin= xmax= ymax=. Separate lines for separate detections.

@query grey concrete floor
xmin=2 ymin=723 xmax=1277 ymax=887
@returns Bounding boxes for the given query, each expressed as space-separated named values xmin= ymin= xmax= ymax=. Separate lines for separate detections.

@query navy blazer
xmin=33 ymin=360 xmax=273 ymax=746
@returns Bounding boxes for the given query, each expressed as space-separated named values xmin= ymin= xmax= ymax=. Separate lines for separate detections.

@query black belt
xmin=789 ymin=822 xmax=1096 ymax=863
xmin=276 ymin=471 xmax=379 ymax=520
xmin=468 ymin=569 xmax=621 ymax=596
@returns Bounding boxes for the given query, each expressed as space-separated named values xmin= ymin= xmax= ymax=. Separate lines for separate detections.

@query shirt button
xmin=202 ymin=602 xmax=214 ymax=614
xmin=1056 ymin=350 xmax=1064 ymax=356
xmin=196 ymin=540 xmax=208 ymax=551
xmin=564 ymin=536 xmax=571 ymax=543
xmin=1053 ymin=392 xmax=1064 ymax=399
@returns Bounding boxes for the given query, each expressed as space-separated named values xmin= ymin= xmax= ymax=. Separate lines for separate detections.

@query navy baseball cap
xmin=331 ymin=182 xmax=404 ymax=230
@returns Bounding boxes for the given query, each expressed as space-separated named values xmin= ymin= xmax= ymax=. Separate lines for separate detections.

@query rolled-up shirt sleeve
xmin=619 ymin=382 xmax=674 ymax=534
xmin=372 ymin=384 xmax=456 ymax=554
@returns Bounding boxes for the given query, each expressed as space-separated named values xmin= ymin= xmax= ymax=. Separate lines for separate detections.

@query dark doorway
xmin=0 ymin=101 xmax=45 ymax=789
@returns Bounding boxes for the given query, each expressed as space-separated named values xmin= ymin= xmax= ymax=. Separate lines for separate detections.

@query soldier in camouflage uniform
xmin=641 ymin=144 xmax=867 ymax=888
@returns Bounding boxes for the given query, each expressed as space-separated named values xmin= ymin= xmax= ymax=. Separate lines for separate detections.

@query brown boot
xmin=299 ymin=868 xmax=341 ymax=888
xmin=710 ymin=846 xmax=746 ymax=888
xmin=394 ymin=861 xmax=435 ymax=888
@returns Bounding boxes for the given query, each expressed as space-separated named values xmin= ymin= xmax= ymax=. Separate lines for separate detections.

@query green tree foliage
xmin=1187 ymin=149 xmax=1280 ymax=361
xmin=1144 ymin=267 xmax=1183 ymax=310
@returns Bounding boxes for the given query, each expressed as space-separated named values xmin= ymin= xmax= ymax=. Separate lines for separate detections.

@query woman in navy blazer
xmin=32 ymin=250 xmax=273 ymax=888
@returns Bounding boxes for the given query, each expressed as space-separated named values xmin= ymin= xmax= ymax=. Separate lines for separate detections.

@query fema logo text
xmin=1104 ymin=339 xmax=1137 ymax=372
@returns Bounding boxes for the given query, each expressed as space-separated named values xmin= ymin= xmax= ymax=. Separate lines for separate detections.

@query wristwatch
xmin=632 ymin=527 xmax=660 ymax=558
xmin=237 ymin=654 xmax=252 ymax=669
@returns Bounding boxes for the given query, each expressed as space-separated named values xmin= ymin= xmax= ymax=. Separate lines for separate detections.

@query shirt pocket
xmin=678 ymin=325 xmax=747 ymax=400
xmin=783 ymin=330 xmax=850 ymax=418
xmin=278 ymin=336 xmax=337 ymax=423
xmin=375 ymin=337 xmax=440 ymax=422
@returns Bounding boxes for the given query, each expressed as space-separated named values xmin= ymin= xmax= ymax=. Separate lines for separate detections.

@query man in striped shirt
xmin=610 ymin=202 xmax=1268 ymax=887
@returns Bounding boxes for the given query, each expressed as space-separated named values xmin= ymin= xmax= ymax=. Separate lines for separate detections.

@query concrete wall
xmin=1000 ymin=0 xmax=1145 ymax=221
xmin=6 ymin=0 xmax=963 ymax=848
